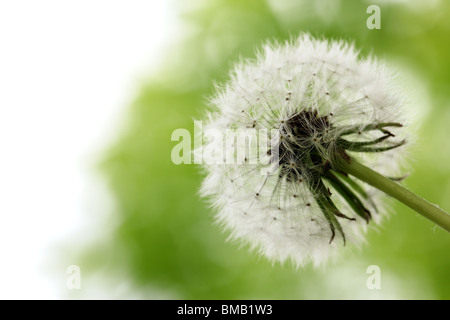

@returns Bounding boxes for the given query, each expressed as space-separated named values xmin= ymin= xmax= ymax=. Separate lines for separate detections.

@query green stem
xmin=337 ymin=158 xmax=450 ymax=232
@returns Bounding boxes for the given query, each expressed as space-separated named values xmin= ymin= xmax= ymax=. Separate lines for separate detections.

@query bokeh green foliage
xmin=89 ymin=0 xmax=450 ymax=299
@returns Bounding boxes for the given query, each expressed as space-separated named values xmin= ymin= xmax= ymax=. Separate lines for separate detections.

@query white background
xmin=0 ymin=1 xmax=172 ymax=299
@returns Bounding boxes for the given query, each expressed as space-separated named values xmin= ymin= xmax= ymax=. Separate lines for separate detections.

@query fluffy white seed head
xmin=200 ymin=34 xmax=409 ymax=267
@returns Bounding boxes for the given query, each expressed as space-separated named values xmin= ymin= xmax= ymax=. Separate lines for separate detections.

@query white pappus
xmin=199 ymin=34 xmax=410 ymax=267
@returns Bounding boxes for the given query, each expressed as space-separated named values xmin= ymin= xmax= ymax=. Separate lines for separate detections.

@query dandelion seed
xmin=199 ymin=34 xmax=450 ymax=267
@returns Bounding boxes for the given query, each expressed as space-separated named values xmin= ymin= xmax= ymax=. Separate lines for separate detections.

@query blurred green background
xmin=81 ymin=0 xmax=450 ymax=299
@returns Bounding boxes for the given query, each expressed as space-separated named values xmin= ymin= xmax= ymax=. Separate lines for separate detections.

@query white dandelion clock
xmin=199 ymin=34 xmax=450 ymax=267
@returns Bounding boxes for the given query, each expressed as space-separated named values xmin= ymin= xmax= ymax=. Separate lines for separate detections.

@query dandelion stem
xmin=337 ymin=158 xmax=450 ymax=232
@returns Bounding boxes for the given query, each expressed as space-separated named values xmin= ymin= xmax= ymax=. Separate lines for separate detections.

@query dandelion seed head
xmin=200 ymin=34 xmax=409 ymax=267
